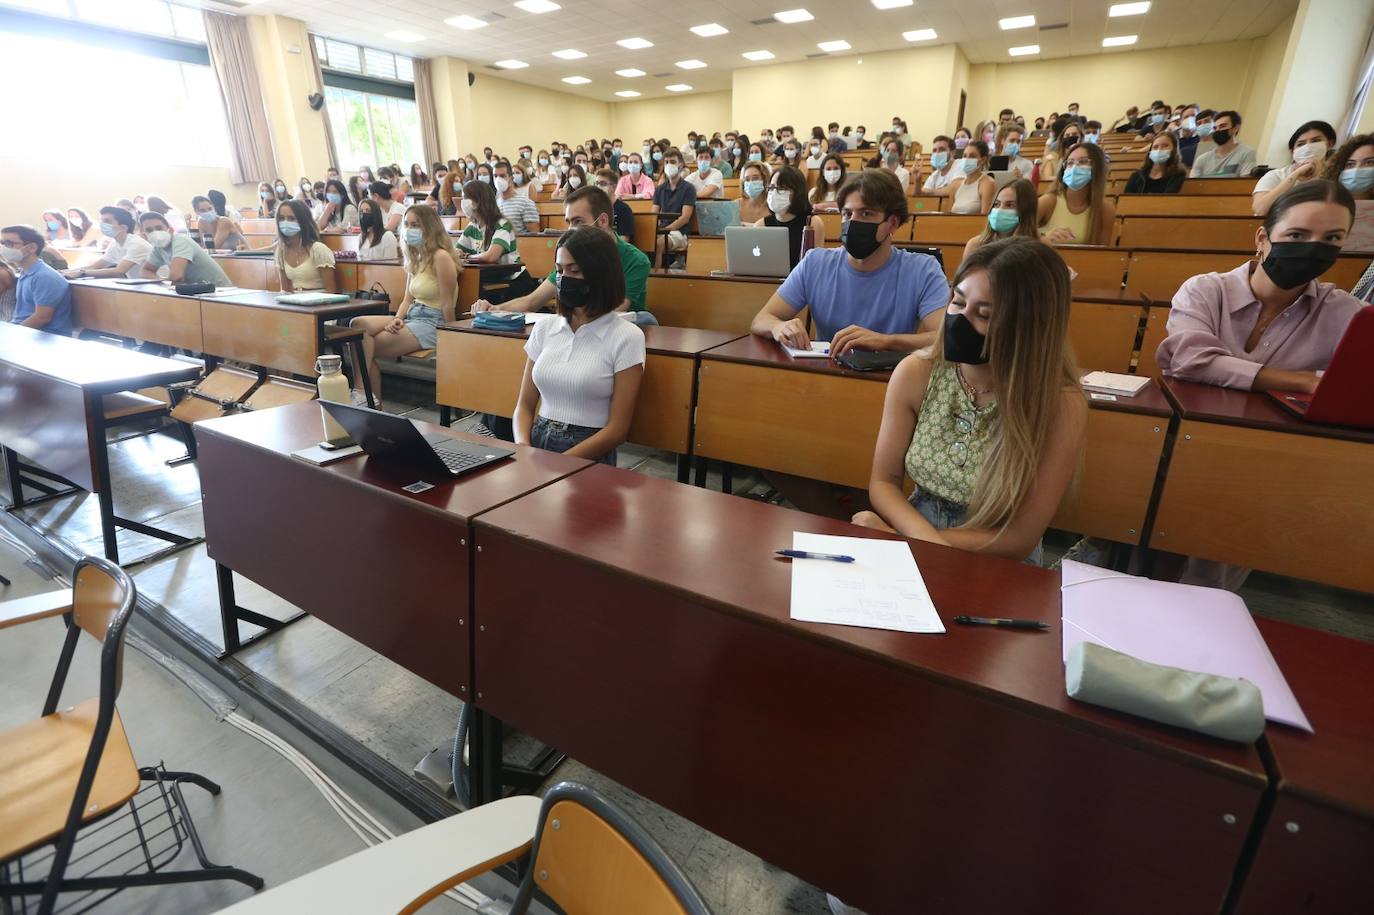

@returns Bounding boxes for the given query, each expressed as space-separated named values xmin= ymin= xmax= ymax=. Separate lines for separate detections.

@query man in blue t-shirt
xmin=751 ymin=168 xmax=948 ymax=357
xmin=1 ymin=224 xmax=72 ymax=336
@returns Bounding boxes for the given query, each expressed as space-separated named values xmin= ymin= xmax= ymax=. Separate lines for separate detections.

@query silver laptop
xmin=725 ymin=226 xmax=792 ymax=278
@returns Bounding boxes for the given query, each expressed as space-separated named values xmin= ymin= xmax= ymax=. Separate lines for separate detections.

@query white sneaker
xmin=349 ymin=389 xmax=369 ymax=406
xmin=826 ymin=893 xmax=867 ymax=915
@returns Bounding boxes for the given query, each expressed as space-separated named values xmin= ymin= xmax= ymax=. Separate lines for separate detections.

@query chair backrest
xmin=510 ymin=782 xmax=711 ymax=915
xmin=44 ymin=556 xmax=135 ymax=717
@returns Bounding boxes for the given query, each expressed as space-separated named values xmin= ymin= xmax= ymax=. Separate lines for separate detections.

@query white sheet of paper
xmin=783 ymin=341 xmax=831 ymax=359
xmin=788 ymin=532 xmax=945 ymax=634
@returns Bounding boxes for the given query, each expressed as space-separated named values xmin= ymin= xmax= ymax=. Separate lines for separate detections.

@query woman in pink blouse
xmin=614 ymin=152 xmax=656 ymax=199
xmin=1157 ymin=179 xmax=1363 ymax=391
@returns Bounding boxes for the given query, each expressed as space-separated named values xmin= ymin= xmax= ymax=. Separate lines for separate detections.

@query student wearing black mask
xmin=849 ymin=236 xmax=1086 ymax=567
xmin=750 ymin=168 xmax=947 ymax=357
xmin=512 ymin=225 xmax=645 ymax=465
xmin=1157 ymin=179 xmax=1361 ymax=394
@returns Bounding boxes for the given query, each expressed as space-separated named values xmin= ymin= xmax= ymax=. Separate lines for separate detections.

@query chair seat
xmin=103 ymin=391 xmax=168 ymax=421
xmin=0 ymin=698 xmax=140 ymax=861
xmin=400 ymin=349 xmax=435 ymax=362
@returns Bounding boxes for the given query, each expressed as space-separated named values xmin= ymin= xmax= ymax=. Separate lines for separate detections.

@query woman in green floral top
xmin=852 ymin=237 xmax=1087 ymax=563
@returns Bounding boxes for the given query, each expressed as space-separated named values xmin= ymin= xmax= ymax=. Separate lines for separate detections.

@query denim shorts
xmin=909 ymin=489 xmax=1044 ymax=567
xmin=403 ymin=303 xmax=443 ymax=350
xmin=531 ymin=416 xmax=616 ymax=466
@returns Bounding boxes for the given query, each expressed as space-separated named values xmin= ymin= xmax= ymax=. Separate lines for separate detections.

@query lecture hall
xmin=0 ymin=0 xmax=1371 ymax=913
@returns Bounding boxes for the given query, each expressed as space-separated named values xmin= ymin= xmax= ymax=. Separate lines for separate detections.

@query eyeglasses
xmin=948 ymin=410 xmax=975 ymax=468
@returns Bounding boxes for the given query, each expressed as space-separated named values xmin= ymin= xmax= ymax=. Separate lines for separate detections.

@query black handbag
xmin=353 ymin=282 xmax=390 ymax=305
xmin=835 ymin=350 xmax=909 ymax=372
xmin=174 ymin=282 xmax=216 ymax=296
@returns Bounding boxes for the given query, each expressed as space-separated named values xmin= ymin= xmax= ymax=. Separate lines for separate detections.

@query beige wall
xmin=965 ymin=39 xmax=1261 ymax=134
xmin=731 ymin=44 xmax=966 ymax=148
xmin=1242 ymin=14 xmax=1297 ymax=164
xmin=430 ymin=56 xmax=475 ymax=163
xmin=247 ymin=14 xmax=332 ymax=182
xmin=0 ymin=159 xmax=257 ymax=232
xmin=610 ymin=91 xmax=732 ymax=144
xmin=467 ymin=74 xmax=610 ymax=159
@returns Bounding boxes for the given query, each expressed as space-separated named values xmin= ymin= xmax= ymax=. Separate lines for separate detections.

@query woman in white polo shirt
xmin=513 ymin=225 xmax=645 ymax=466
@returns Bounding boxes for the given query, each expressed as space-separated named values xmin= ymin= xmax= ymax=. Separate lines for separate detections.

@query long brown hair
xmin=933 ymin=237 xmax=1082 ymax=531
xmin=402 ymin=204 xmax=460 ymax=279
xmin=1053 ymin=141 xmax=1108 ymax=244
xmin=975 ymin=178 xmax=1039 ymax=245
xmin=1139 ymin=131 xmax=1187 ymax=183
xmin=438 ymin=171 xmax=463 ymax=213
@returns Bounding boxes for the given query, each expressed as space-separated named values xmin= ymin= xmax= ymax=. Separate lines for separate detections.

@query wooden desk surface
xmin=698 ymin=332 xmax=892 ymax=381
xmin=440 ymin=317 xmax=742 ymax=357
xmin=196 ymin=401 xmax=589 ymax=522
xmin=1161 ymin=377 xmax=1374 ymax=445
xmin=0 ymin=321 xmax=198 ymax=392
xmin=1232 ymin=618 xmax=1374 ymax=915
xmin=205 ymin=289 xmax=384 ymax=322
xmin=472 ymin=465 xmax=1265 ymax=914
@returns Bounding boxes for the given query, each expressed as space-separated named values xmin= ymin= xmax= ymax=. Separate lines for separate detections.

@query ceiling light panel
xmin=552 ymin=48 xmax=587 ymax=59
xmin=871 ymin=0 xmax=912 ymax=8
xmin=494 ymin=59 xmax=529 ymax=69
xmin=1102 ymin=35 xmax=1138 ymax=47
xmin=774 ymin=9 xmax=814 ymax=24
xmin=666 ymin=84 xmax=693 ymax=92
xmin=742 ymin=50 xmax=775 ymax=61
xmin=676 ymin=59 xmax=707 ymax=69
xmin=615 ymin=90 xmax=640 ymax=97
xmin=617 ymin=37 xmax=653 ymax=49
xmin=1008 ymin=44 xmax=1040 ymax=56
xmin=690 ymin=23 xmax=728 ymax=37
xmin=817 ymin=40 xmax=851 ymax=52
xmin=999 ymin=15 xmax=1036 ymax=29
xmin=616 ymin=68 xmax=646 ymax=77
xmin=513 ymin=0 xmax=560 ymax=12
xmin=1109 ymin=2 xmax=1151 ymax=16
xmin=444 ymin=15 xmax=487 ymax=30
xmin=903 ymin=29 xmax=937 ymax=42
xmin=562 ymin=76 xmax=591 ymax=84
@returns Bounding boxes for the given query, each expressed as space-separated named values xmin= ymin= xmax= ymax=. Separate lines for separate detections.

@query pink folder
xmin=1060 ymin=560 xmax=1312 ymax=732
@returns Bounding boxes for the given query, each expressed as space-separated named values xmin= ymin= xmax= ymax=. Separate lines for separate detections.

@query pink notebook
xmin=1060 ymin=560 xmax=1312 ymax=732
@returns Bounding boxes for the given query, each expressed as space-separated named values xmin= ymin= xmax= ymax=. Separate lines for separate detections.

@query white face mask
xmin=767 ymin=189 xmax=792 ymax=216
xmin=147 ymin=230 xmax=172 ymax=248
xmin=0 ymin=245 xmax=23 ymax=264
xmin=568 ymin=176 xmax=582 ymax=188
xmin=823 ymin=169 xmax=842 ymax=185
xmin=460 ymin=199 xmax=477 ymax=220
xmin=1294 ymin=140 xmax=1328 ymax=163
xmin=494 ymin=177 xmax=510 ymax=193
xmin=664 ymin=163 xmax=680 ymax=178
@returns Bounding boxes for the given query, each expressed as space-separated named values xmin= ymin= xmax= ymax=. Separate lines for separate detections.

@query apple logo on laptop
xmin=751 ymin=246 xmax=761 ymax=257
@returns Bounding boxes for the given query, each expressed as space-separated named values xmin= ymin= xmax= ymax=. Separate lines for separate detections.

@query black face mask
xmin=557 ymin=273 xmax=591 ymax=310
xmin=841 ymin=219 xmax=886 ymax=260
xmin=1212 ymin=129 xmax=1232 ymax=146
xmin=1259 ymin=241 xmax=1340 ymax=290
xmin=943 ymin=312 xmax=989 ymax=365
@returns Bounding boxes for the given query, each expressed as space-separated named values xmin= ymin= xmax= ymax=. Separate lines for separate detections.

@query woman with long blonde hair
xmin=852 ymin=237 xmax=1086 ymax=562
xmin=350 ymin=205 xmax=460 ymax=408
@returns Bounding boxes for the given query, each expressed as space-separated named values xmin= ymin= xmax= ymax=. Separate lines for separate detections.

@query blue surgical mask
xmin=197 ymin=211 xmax=215 ymax=223
xmin=1339 ymin=166 xmax=1374 ymax=194
xmin=1151 ymin=114 xmax=1165 ymax=125
xmin=629 ymin=163 xmax=642 ymax=174
xmin=45 ymin=219 xmax=61 ymax=231
xmin=404 ymin=227 xmax=424 ymax=246
xmin=1002 ymin=142 xmax=1020 ymax=157
xmin=1084 ymin=133 xmax=1099 ymax=145
xmin=279 ymin=220 xmax=301 ymax=236
xmin=987 ymin=209 xmax=1019 ymax=233
xmin=326 ymin=192 xmax=343 ymax=204
xmin=698 ymin=160 xmax=711 ymax=172
xmin=1180 ymin=116 xmax=1197 ymax=132
xmin=1063 ymin=165 xmax=1093 ymax=190
xmin=743 ymin=179 xmax=765 ymax=199
xmin=1148 ymin=149 xmax=1172 ymax=164
xmin=749 ymin=152 xmax=762 ymax=162
xmin=1196 ymin=123 xmax=1215 ymax=138
xmin=930 ymin=151 xmax=949 ymax=169
xmin=99 ymin=222 xmax=118 ymax=238
xmin=959 ymin=157 xmax=980 ymax=174
xmin=652 ymin=151 xmax=663 ymax=161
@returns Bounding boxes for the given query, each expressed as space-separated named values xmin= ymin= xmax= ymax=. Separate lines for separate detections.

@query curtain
xmin=204 ymin=11 xmax=276 ymax=185
xmin=1341 ymin=24 xmax=1374 ymax=141
xmin=412 ymin=57 xmax=442 ymax=171
xmin=307 ymin=34 xmax=340 ymax=171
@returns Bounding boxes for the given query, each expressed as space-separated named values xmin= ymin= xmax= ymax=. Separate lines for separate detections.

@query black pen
xmin=953 ymin=615 xmax=1050 ymax=631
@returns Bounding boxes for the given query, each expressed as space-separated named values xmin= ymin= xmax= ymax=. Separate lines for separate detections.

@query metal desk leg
xmin=215 ymin=563 xmax=305 ymax=657
xmin=4 ymin=446 xmax=24 ymax=509
xmin=467 ymin=709 xmax=565 ymax=806
xmin=89 ymin=405 xmax=121 ymax=564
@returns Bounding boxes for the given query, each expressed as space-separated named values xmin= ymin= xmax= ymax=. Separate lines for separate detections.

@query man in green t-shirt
xmin=472 ymin=185 xmax=655 ymax=325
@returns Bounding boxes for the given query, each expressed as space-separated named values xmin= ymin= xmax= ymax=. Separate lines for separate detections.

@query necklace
xmin=955 ymin=363 xmax=994 ymax=398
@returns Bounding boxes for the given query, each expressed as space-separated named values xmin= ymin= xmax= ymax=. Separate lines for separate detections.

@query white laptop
xmin=725 ymin=225 xmax=792 ymax=278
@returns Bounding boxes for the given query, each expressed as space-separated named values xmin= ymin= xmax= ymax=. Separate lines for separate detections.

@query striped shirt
xmin=456 ymin=218 xmax=522 ymax=265
xmin=498 ymin=194 xmax=541 ymax=233
xmin=526 ymin=311 xmax=645 ymax=427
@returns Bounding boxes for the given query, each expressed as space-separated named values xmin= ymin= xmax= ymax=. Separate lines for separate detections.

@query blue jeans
xmin=910 ymin=490 xmax=1044 ymax=567
xmin=531 ymin=416 xmax=617 ymax=466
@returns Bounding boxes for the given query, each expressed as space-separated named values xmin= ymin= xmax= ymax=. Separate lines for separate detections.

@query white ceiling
xmin=228 ymin=0 xmax=1298 ymax=102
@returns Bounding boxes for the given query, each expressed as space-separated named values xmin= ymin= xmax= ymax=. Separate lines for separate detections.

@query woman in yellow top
xmin=852 ymin=237 xmax=1086 ymax=563
xmin=273 ymin=199 xmax=337 ymax=293
xmin=1037 ymin=141 xmax=1115 ymax=246
xmin=351 ymin=206 xmax=460 ymax=408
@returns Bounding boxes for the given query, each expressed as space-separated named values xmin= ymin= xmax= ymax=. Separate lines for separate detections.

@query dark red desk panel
xmin=195 ymin=401 xmax=589 ymax=695
xmin=1233 ymin=618 xmax=1374 ymax=915
xmin=472 ymin=465 xmax=1267 ymax=915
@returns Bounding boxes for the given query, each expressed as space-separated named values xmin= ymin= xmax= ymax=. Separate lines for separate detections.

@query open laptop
xmin=321 ymin=401 xmax=515 ymax=478
xmin=1267 ymin=306 xmax=1374 ymax=428
xmin=725 ymin=225 xmax=792 ymax=278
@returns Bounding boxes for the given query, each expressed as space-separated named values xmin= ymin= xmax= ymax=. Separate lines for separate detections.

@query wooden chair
xmin=0 ymin=558 xmax=263 ymax=914
xmin=217 ymin=781 xmax=710 ymax=914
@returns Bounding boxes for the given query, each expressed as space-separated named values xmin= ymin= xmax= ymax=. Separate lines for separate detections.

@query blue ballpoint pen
xmin=775 ymin=549 xmax=855 ymax=563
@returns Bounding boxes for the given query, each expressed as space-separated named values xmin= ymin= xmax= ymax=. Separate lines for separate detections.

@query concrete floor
xmin=2 ymin=369 xmax=1370 ymax=915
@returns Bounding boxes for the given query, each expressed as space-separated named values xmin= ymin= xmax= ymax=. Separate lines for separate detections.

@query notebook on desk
xmin=1267 ymin=306 xmax=1374 ymax=428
